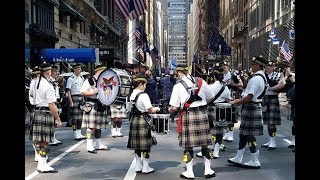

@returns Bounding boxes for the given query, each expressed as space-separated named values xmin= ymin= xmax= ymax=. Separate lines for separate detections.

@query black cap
xmin=266 ymin=60 xmax=276 ymax=66
xmin=73 ymin=64 xmax=82 ymax=69
xmin=31 ymin=66 xmax=41 ymax=74
xmin=39 ymin=62 xmax=52 ymax=72
xmin=94 ymin=64 xmax=107 ymax=72
xmin=51 ymin=65 xmax=58 ymax=71
xmin=251 ymin=56 xmax=268 ymax=67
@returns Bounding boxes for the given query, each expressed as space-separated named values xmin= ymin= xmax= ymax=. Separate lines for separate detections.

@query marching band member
xmin=109 ymin=103 xmax=126 ymax=138
xmin=168 ymin=65 xmax=215 ymax=179
xmin=221 ymin=61 xmax=243 ymax=143
xmin=48 ymin=65 xmax=63 ymax=146
xmin=28 ymin=66 xmax=44 ymax=162
xmin=227 ymin=56 xmax=268 ymax=169
xmin=127 ymin=74 xmax=160 ymax=174
xmin=29 ymin=62 xmax=63 ymax=173
xmin=261 ymin=60 xmax=285 ymax=150
xmin=66 ymin=64 xmax=86 ymax=140
xmin=80 ymin=65 xmax=109 ymax=154
xmin=196 ymin=66 xmax=232 ymax=159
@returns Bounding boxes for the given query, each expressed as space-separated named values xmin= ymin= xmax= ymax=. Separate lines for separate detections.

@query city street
xmin=25 ymin=103 xmax=295 ymax=180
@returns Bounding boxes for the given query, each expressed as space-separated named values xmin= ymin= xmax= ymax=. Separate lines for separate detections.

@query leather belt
xmin=35 ymin=106 xmax=50 ymax=110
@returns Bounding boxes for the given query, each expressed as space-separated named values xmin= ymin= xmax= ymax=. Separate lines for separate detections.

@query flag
xmin=221 ymin=42 xmax=232 ymax=56
xmin=134 ymin=26 xmax=142 ymax=41
xmin=115 ymin=0 xmax=146 ymax=21
xmin=280 ymin=40 xmax=293 ymax=61
xmin=171 ymin=57 xmax=177 ymax=69
xmin=142 ymin=32 xmax=150 ymax=54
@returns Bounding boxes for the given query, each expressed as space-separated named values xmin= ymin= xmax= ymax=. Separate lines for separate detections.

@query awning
xmin=59 ymin=0 xmax=85 ymax=22
xmin=91 ymin=22 xmax=108 ymax=36
xmin=39 ymin=48 xmax=96 ymax=63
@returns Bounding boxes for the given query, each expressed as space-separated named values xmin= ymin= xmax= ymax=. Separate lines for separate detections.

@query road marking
xmin=25 ymin=140 xmax=85 ymax=180
xmin=123 ymin=158 xmax=137 ymax=180
xmin=277 ymin=134 xmax=285 ymax=138
xmin=283 ymin=139 xmax=292 ymax=144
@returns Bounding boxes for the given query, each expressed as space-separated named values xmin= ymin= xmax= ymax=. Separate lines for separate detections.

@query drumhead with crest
xmin=97 ymin=68 xmax=131 ymax=105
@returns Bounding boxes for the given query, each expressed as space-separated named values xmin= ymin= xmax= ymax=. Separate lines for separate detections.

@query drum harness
xmin=176 ymin=77 xmax=204 ymax=133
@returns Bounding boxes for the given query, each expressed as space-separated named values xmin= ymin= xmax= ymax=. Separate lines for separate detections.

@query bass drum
xmin=97 ymin=68 xmax=131 ymax=106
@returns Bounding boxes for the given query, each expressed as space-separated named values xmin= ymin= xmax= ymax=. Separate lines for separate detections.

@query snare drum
xmin=97 ymin=68 xmax=131 ymax=106
xmin=213 ymin=102 xmax=235 ymax=126
xmin=149 ymin=114 xmax=171 ymax=134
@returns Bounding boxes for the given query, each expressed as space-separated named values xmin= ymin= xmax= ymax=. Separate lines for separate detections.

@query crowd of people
xmin=25 ymin=56 xmax=295 ymax=177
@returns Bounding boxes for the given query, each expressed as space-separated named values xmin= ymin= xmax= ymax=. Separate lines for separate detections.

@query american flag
xmin=115 ymin=0 xmax=146 ymax=21
xmin=280 ymin=40 xmax=293 ymax=61
xmin=134 ymin=26 xmax=142 ymax=41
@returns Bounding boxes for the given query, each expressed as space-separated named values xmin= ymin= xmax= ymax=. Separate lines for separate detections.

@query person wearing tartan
xmin=227 ymin=56 xmax=268 ymax=169
xmin=196 ymin=65 xmax=232 ymax=159
xmin=168 ymin=65 xmax=215 ymax=179
xmin=109 ymin=103 xmax=126 ymax=138
xmin=29 ymin=62 xmax=63 ymax=173
xmin=80 ymin=65 xmax=110 ymax=154
xmin=127 ymin=74 xmax=160 ymax=174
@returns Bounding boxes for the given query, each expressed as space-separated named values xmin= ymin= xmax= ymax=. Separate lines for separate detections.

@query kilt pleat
xmin=262 ymin=98 xmax=281 ymax=125
xmin=29 ymin=110 xmax=54 ymax=143
xmin=180 ymin=109 xmax=211 ymax=148
xmin=239 ymin=103 xmax=264 ymax=136
xmin=71 ymin=96 xmax=84 ymax=122
xmin=82 ymin=108 xmax=108 ymax=129
xmin=127 ymin=116 xmax=153 ymax=150
xmin=110 ymin=104 xmax=127 ymax=118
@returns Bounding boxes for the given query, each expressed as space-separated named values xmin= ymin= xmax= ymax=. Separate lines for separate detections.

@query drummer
xmin=80 ymin=65 xmax=110 ymax=154
xmin=227 ymin=56 xmax=268 ymax=169
xmin=196 ymin=65 xmax=232 ymax=159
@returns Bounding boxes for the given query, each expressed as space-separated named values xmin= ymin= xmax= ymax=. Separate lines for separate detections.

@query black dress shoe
xmin=180 ymin=174 xmax=195 ymax=179
xmin=88 ymin=149 xmax=98 ymax=154
xmin=267 ymin=147 xmax=276 ymax=150
xmin=37 ymin=169 xmax=58 ymax=173
xmin=288 ymin=144 xmax=295 ymax=148
xmin=205 ymin=173 xmax=216 ymax=178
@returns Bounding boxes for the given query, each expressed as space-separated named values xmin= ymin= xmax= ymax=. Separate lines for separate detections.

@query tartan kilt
xmin=82 ymin=108 xmax=109 ymax=129
xmin=208 ymin=106 xmax=227 ymax=135
xmin=71 ymin=96 xmax=84 ymax=123
xmin=262 ymin=97 xmax=281 ymax=125
xmin=239 ymin=103 xmax=263 ymax=136
xmin=180 ymin=108 xmax=211 ymax=148
xmin=110 ymin=104 xmax=127 ymax=118
xmin=127 ymin=115 xmax=153 ymax=150
xmin=29 ymin=110 xmax=54 ymax=143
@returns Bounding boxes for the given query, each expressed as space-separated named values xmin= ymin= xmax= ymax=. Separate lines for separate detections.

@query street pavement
xmin=25 ymin=96 xmax=294 ymax=180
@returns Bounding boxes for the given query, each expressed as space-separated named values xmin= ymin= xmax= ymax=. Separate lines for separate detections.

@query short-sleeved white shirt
xmin=80 ymin=78 xmax=97 ymax=99
xmin=29 ymin=78 xmax=37 ymax=105
xmin=33 ymin=77 xmax=56 ymax=107
xmin=66 ymin=74 xmax=84 ymax=95
xmin=207 ymin=81 xmax=232 ymax=103
xmin=48 ymin=76 xmax=60 ymax=100
xmin=129 ymin=89 xmax=152 ymax=113
xmin=169 ymin=75 xmax=210 ymax=108
xmin=242 ymin=70 xmax=266 ymax=102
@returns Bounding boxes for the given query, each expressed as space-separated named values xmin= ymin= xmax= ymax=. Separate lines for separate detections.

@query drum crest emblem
xmin=100 ymin=76 xmax=117 ymax=98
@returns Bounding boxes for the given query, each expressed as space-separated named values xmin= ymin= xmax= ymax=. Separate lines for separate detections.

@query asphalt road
xmin=25 ymin=104 xmax=295 ymax=180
